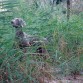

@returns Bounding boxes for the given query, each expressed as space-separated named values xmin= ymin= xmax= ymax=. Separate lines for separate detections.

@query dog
xmin=11 ymin=18 xmax=42 ymax=47
xmin=11 ymin=18 xmax=47 ymax=54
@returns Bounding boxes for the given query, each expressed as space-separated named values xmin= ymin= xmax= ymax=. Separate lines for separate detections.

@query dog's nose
xmin=11 ymin=20 xmax=14 ymax=24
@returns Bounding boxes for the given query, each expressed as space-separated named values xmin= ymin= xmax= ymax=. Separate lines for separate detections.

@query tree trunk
xmin=67 ymin=0 xmax=70 ymax=20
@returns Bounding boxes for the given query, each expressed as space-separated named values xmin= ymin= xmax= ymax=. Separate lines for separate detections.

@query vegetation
xmin=0 ymin=0 xmax=83 ymax=83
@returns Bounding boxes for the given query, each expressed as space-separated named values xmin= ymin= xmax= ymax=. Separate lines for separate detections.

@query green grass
xmin=0 ymin=0 xmax=83 ymax=82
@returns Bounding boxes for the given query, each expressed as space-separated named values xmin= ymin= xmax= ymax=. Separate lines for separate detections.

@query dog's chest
xmin=15 ymin=31 xmax=34 ymax=47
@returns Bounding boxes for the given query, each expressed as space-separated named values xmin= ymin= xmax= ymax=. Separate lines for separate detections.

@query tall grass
xmin=0 ymin=0 xmax=83 ymax=82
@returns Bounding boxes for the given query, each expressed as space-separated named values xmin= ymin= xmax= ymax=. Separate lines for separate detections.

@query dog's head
xmin=11 ymin=18 xmax=26 ymax=28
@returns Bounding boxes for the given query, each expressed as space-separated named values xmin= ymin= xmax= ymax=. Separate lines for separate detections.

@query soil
xmin=39 ymin=75 xmax=83 ymax=83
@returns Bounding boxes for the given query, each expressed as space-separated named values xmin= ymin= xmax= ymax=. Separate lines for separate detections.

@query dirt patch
xmin=38 ymin=75 xmax=83 ymax=83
